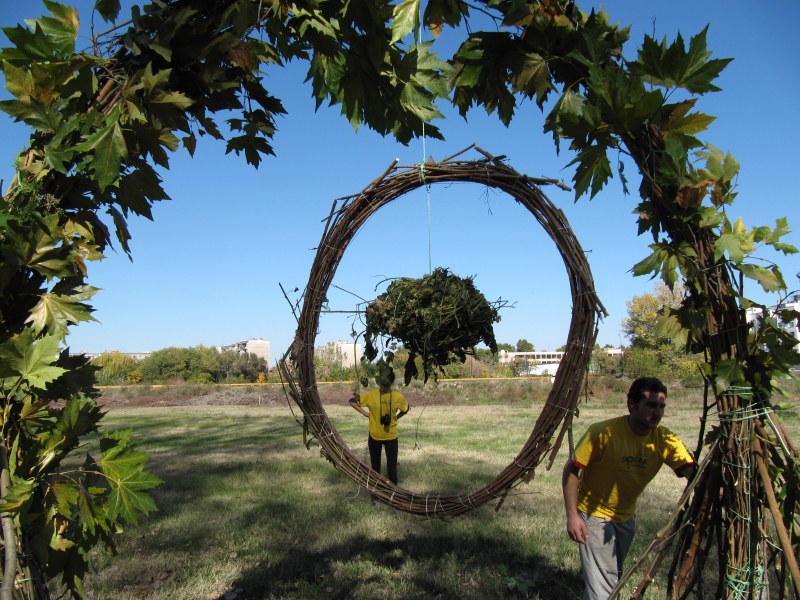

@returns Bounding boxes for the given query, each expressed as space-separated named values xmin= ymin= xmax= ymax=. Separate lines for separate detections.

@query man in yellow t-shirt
xmin=562 ymin=377 xmax=695 ymax=599
xmin=349 ymin=365 xmax=409 ymax=492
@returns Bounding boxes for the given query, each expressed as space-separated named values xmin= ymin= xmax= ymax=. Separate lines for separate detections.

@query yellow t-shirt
xmin=357 ymin=389 xmax=409 ymax=441
xmin=574 ymin=415 xmax=693 ymax=522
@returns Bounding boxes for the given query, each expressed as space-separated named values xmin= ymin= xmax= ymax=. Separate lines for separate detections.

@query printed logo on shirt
xmin=622 ymin=456 xmax=648 ymax=468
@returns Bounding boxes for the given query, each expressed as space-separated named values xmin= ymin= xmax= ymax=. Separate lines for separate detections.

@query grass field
xmin=75 ymin=378 xmax=800 ymax=599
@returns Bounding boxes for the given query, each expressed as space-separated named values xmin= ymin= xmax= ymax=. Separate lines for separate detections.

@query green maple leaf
xmin=94 ymin=0 xmax=122 ymax=22
xmin=753 ymin=217 xmax=796 ymax=252
xmin=568 ymin=144 xmax=612 ymax=199
xmin=696 ymin=144 xmax=739 ymax=182
xmin=151 ymin=90 xmax=194 ymax=110
xmin=512 ymin=52 xmax=551 ymax=107
xmin=25 ymin=283 xmax=98 ymax=337
xmin=773 ymin=242 xmax=798 ymax=255
xmin=1 ymin=23 xmax=57 ymax=62
xmin=100 ymin=430 xmax=161 ymax=525
xmin=56 ymin=396 xmax=104 ymax=442
xmin=74 ymin=107 xmax=127 ymax=190
xmin=714 ymin=359 xmax=745 ymax=393
xmin=107 ymin=205 xmax=132 ymax=255
xmin=33 ymin=0 xmax=80 ymax=57
xmin=0 ymin=477 xmax=36 ymax=513
xmin=738 ymin=264 xmax=785 ymax=293
xmin=1 ymin=61 xmax=36 ymax=103
xmin=714 ymin=232 xmax=753 ymax=264
xmin=662 ymin=100 xmax=716 ymax=136
xmin=399 ymin=82 xmax=440 ymax=121
xmin=634 ymin=26 xmax=732 ymax=93
xmin=138 ymin=63 xmax=171 ymax=94
xmin=631 ymin=245 xmax=666 ymax=278
xmin=0 ymin=331 xmax=66 ymax=390
xmin=424 ymin=0 xmax=468 ymax=32
xmin=116 ymin=167 xmax=168 ymax=220
xmin=679 ymin=26 xmax=733 ymax=93
xmin=391 ymin=0 xmax=420 ymax=44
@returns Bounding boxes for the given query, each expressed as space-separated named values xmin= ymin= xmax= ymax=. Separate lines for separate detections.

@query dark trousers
xmin=368 ymin=436 xmax=399 ymax=484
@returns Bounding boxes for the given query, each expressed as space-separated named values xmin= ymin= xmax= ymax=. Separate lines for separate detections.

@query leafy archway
xmin=280 ymin=146 xmax=606 ymax=516
xmin=1 ymin=0 xmax=798 ymax=598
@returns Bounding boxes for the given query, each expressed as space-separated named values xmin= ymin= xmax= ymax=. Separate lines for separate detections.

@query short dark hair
xmin=375 ymin=363 xmax=395 ymax=389
xmin=627 ymin=377 xmax=667 ymax=404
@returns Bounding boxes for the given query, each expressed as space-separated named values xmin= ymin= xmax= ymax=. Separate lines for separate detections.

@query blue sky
xmin=1 ymin=1 xmax=798 ymax=365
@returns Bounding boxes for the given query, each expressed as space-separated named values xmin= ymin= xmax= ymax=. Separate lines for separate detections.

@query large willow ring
xmin=279 ymin=146 xmax=606 ymax=516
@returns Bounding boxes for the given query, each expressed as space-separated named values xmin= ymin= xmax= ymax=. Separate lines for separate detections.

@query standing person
xmin=562 ymin=377 xmax=696 ymax=599
xmin=349 ymin=363 xmax=410 ymax=493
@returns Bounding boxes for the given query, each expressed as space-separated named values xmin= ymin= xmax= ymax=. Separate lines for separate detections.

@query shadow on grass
xmin=92 ymin=410 xmax=585 ymax=599
xmin=222 ymin=526 xmax=583 ymax=600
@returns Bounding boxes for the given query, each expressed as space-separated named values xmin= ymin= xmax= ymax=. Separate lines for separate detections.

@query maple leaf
xmin=100 ymin=430 xmax=162 ymax=525
xmin=634 ymin=26 xmax=732 ymax=93
xmin=714 ymin=359 xmax=745 ymax=392
xmin=25 ymin=282 xmax=99 ymax=337
xmin=391 ymin=0 xmax=420 ymax=44
xmin=0 ymin=330 xmax=66 ymax=390
xmin=31 ymin=0 xmax=80 ymax=57
xmin=568 ymin=144 xmax=612 ymax=199
xmin=739 ymin=264 xmax=785 ymax=293
xmin=73 ymin=106 xmax=128 ymax=190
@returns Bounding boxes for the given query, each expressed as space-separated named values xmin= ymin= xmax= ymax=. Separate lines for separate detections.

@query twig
xmin=753 ymin=435 xmax=800 ymax=596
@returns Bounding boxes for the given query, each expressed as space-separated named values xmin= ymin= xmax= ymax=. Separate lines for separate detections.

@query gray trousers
xmin=579 ymin=512 xmax=636 ymax=600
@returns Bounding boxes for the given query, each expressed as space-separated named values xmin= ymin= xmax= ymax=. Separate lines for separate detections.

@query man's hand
xmin=566 ymin=512 xmax=588 ymax=545
xmin=562 ymin=461 xmax=587 ymax=544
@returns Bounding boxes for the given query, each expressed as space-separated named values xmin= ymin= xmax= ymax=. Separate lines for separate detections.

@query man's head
xmin=627 ymin=377 xmax=667 ymax=405
xmin=626 ymin=377 xmax=667 ymax=434
xmin=375 ymin=361 xmax=395 ymax=391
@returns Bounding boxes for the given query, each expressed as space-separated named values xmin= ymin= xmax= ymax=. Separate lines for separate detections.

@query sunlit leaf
xmin=26 ymin=284 xmax=98 ymax=337
xmin=739 ymin=263 xmax=785 ymax=293
xmin=100 ymin=431 xmax=162 ymax=524
xmin=392 ymin=0 xmax=420 ymax=44
xmin=0 ymin=331 xmax=66 ymax=390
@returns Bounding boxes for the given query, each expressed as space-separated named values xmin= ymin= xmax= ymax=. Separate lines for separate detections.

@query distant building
xmin=217 ymin=338 xmax=271 ymax=365
xmin=82 ymin=351 xmax=151 ymax=361
xmin=317 ymin=340 xmax=363 ymax=368
xmin=745 ymin=295 xmax=800 ymax=343
xmin=498 ymin=350 xmax=563 ymax=365
xmin=498 ymin=348 xmax=623 ymax=365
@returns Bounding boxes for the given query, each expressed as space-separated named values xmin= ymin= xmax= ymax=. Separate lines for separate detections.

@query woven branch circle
xmin=280 ymin=146 xmax=607 ymax=517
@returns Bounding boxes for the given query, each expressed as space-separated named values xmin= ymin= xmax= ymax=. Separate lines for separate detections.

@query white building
xmin=82 ymin=351 xmax=151 ymax=361
xmin=498 ymin=350 xmax=565 ymax=365
xmin=316 ymin=340 xmax=363 ymax=368
xmin=497 ymin=348 xmax=622 ymax=365
xmin=217 ymin=338 xmax=271 ymax=364
xmin=745 ymin=295 xmax=800 ymax=343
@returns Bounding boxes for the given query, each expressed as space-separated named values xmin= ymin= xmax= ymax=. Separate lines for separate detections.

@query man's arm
xmin=348 ymin=397 xmax=369 ymax=418
xmin=562 ymin=461 xmax=588 ymax=545
xmin=396 ymin=406 xmax=410 ymax=420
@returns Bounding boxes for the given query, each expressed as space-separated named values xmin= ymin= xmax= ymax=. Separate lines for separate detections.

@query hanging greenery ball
xmin=363 ymin=267 xmax=502 ymax=384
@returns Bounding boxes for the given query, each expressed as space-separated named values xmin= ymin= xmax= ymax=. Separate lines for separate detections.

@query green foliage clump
xmin=622 ymin=347 xmax=704 ymax=387
xmin=363 ymin=268 xmax=502 ymax=384
xmin=215 ymin=350 xmax=268 ymax=383
xmin=136 ymin=347 xmax=267 ymax=384
xmin=91 ymin=352 xmax=140 ymax=385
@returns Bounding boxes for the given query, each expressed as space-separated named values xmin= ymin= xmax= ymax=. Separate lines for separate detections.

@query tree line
xmin=94 ymin=283 xmax=704 ymax=386
xmin=91 ymin=347 xmax=268 ymax=385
